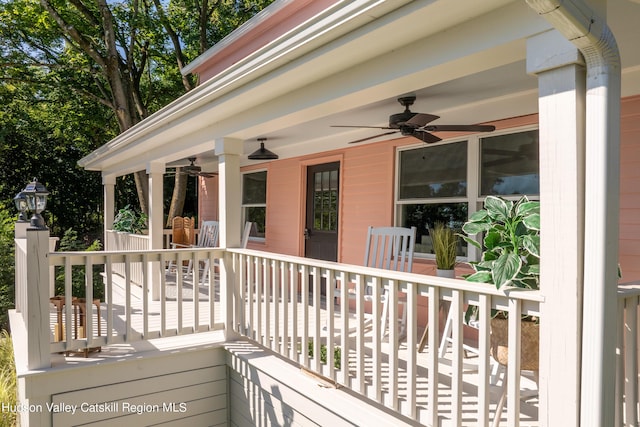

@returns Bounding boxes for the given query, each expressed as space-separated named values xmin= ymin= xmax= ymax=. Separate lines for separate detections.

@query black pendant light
xmin=248 ymin=138 xmax=278 ymax=160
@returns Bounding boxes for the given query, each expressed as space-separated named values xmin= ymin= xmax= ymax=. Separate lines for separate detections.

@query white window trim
xmin=394 ymin=124 xmax=539 ymax=261
xmin=241 ymin=169 xmax=268 ymax=243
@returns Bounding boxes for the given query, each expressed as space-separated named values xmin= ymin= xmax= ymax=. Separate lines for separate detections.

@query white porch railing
xmin=616 ymin=281 xmax=640 ymax=426
xmin=105 ymin=229 xmax=201 ymax=283
xmin=14 ymin=233 xmax=640 ymax=426
xmin=105 ymin=230 xmax=150 ymax=286
xmin=46 ymin=246 xmax=224 ymax=354
xmin=228 ymin=248 xmax=543 ymax=426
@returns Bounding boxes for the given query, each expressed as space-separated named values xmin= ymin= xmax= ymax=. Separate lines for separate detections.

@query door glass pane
xmin=480 ymin=130 xmax=539 ymax=196
xmin=313 ymin=170 xmax=338 ymax=231
xmin=399 ymin=141 xmax=467 ymax=199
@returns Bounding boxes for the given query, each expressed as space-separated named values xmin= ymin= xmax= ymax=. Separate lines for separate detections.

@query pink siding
xmin=619 ymin=95 xmax=640 ymax=281
xmin=261 ymin=158 xmax=303 ymax=256
xmin=198 ymin=176 xmax=218 ymax=226
xmin=340 ymin=143 xmax=396 ymax=265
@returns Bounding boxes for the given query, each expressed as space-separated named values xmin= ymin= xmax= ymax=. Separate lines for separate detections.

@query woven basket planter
xmin=490 ymin=317 xmax=539 ymax=371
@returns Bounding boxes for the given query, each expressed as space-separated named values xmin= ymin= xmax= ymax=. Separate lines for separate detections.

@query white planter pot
xmin=436 ymin=269 xmax=455 ymax=278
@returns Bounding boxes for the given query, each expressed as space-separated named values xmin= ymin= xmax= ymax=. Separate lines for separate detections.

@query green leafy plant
xmin=0 ymin=330 xmax=16 ymax=427
xmin=430 ymin=221 xmax=458 ymax=270
xmin=54 ymin=229 xmax=104 ymax=300
xmin=460 ymin=196 xmax=540 ymax=324
xmin=112 ymin=205 xmax=147 ymax=234
xmin=0 ymin=204 xmax=15 ymax=331
xmin=461 ymin=196 xmax=540 ymax=290
xmin=307 ymin=339 xmax=341 ymax=369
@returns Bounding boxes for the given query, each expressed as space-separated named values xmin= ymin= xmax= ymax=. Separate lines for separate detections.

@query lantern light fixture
xmin=13 ymin=191 xmax=29 ymax=222
xmin=21 ymin=178 xmax=49 ymax=229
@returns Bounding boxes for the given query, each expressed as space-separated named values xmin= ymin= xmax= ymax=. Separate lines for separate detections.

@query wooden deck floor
xmin=49 ymin=272 xmax=539 ymax=426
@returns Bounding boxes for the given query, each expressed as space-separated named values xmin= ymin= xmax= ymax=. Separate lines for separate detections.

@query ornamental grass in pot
xmin=430 ymin=222 xmax=458 ymax=278
xmin=460 ymin=196 xmax=540 ymax=369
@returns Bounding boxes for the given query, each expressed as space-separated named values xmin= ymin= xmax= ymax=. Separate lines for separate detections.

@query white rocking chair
xmin=335 ymin=226 xmax=416 ymax=339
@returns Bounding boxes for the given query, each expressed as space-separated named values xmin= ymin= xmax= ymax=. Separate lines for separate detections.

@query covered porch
xmin=11 ymin=0 xmax=640 ymax=426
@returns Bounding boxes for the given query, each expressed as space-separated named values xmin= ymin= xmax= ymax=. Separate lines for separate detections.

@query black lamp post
xmin=21 ymin=178 xmax=49 ymax=229
xmin=13 ymin=191 xmax=29 ymax=222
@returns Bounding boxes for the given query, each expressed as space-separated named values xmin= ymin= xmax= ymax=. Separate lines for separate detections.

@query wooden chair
xmin=167 ymin=216 xmax=195 ymax=272
xmin=172 ymin=216 xmax=186 ymax=246
xmin=335 ymin=226 xmax=416 ymax=339
xmin=183 ymin=217 xmax=195 ymax=245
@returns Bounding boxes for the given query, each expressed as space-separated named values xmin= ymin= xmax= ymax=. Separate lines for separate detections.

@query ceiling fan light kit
xmin=332 ymin=95 xmax=496 ymax=144
xmin=168 ymin=157 xmax=217 ymax=178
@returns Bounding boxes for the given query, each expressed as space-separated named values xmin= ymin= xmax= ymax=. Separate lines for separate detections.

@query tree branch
xmin=39 ymin=0 xmax=107 ymax=69
xmin=151 ymin=0 xmax=193 ymax=92
xmin=67 ymin=0 xmax=101 ymax=27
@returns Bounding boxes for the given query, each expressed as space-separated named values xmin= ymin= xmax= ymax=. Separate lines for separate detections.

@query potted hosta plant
xmin=460 ymin=195 xmax=540 ymax=370
xmin=430 ymin=221 xmax=458 ymax=278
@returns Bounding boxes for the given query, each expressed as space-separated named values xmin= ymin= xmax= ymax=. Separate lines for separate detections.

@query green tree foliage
xmin=0 ymin=204 xmax=15 ymax=331
xmin=0 ymin=330 xmax=17 ymax=427
xmin=1 ymin=0 xmax=274 ymax=221
xmin=1 ymin=0 xmax=275 ymax=216
xmin=0 ymin=0 xmax=274 ymax=327
xmin=54 ymin=228 xmax=104 ymax=301
xmin=0 ymin=79 xmax=113 ymax=239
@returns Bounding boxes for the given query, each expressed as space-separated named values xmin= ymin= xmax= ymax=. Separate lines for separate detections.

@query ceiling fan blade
xmin=199 ymin=172 xmax=218 ymax=178
xmin=332 ymin=125 xmax=394 ymax=130
xmin=347 ymin=130 xmax=399 ymax=144
xmin=405 ymin=113 xmax=440 ymax=127
xmin=412 ymin=130 xmax=442 ymax=144
xmin=422 ymin=124 xmax=496 ymax=132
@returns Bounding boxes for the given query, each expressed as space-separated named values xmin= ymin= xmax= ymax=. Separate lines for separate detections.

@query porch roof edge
xmin=77 ymin=0 xmax=406 ymax=173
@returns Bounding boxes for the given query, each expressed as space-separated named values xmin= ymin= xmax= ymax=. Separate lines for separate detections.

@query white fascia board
xmin=78 ymin=0 xmax=404 ymax=171
xmin=80 ymin=0 xmax=545 ymax=175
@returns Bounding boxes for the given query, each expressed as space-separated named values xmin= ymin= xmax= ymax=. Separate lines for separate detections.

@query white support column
xmin=103 ymin=175 xmax=116 ymax=251
xmin=215 ymin=137 xmax=243 ymax=340
xmin=147 ymin=162 xmax=165 ymax=300
xmin=527 ymin=30 xmax=586 ymax=427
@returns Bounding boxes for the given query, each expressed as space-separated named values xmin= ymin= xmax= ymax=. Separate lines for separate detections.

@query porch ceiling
xmin=78 ymin=0 xmax=640 ymax=178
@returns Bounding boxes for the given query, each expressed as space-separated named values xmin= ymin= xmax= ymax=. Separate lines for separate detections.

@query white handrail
xmin=105 ymin=230 xmax=150 ymax=285
xmin=228 ymin=248 xmax=543 ymax=425
xmin=616 ymin=281 xmax=640 ymax=425
xmin=47 ymin=247 xmax=225 ymax=354
xmin=13 ymin=238 xmax=639 ymax=425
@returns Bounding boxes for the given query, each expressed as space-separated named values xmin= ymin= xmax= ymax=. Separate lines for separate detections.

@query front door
xmin=304 ymin=162 xmax=340 ymax=262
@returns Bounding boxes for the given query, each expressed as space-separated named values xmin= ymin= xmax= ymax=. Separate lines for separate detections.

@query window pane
xmin=399 ymin=203 xmax=468 ymax=256
xmin=245 ymin=207 xmax=266 ymax=238
xmin=481 ymin=130 xmax=539 ymax=196
xmin=399 ymin=141 xmax=467 ymax=199
xmin=242 ymin=171 xmax=267 ymax=204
